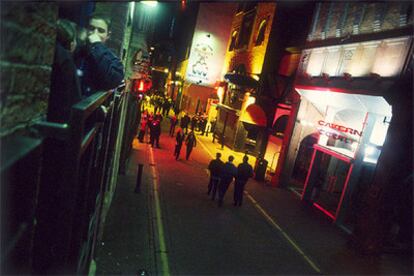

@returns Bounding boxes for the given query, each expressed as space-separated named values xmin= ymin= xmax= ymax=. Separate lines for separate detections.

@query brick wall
xmin=0 ymin=3 xmax=58 ymax=138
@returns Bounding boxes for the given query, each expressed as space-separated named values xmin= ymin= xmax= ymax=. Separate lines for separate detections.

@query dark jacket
xmin=180 ymin=115 xmax=190 ymax=128
xmin=221 ymin=162 xmax=237 ymax=181
xmin=81 ymin=42 xmax=124 ymax=96
xmin=176 ymin=132 xmax=185 ymax=145
xmin=208 ymin=159 xmax=224 ymax=177
xmin=47 ymin=43 xmax=82 ymax=123
xmin=185 ymin=133 xmax=197 ymax=147
xmin=236 ymin=162 xmax=254 ymax=182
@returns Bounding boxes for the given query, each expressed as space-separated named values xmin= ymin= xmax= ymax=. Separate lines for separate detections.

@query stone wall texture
xmin=0 ymin=2 xmax=58 ymax=138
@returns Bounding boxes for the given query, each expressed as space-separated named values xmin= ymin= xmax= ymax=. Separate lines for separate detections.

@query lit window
xmin=255 ymin=19 xmax=267 ymax=46
xmin=229 ymin=30 xmax=238 ymax=51
xmin=238 ymin=11 xmax=255 ymax=49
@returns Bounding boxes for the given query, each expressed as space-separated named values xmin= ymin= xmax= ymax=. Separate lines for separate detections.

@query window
xmin=229 ymin=30 xmax=238 ymax=51
xmin=255 ymin=19 xmax=267 ymax=46
xmin=243 ymin=2 xmax=257 ymax=12
xmin=238 ymin=11 xmax=255 ymax=48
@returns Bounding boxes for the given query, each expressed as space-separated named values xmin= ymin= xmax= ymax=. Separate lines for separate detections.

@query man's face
xmin=88 ymin=18 xmax=109 ymax=43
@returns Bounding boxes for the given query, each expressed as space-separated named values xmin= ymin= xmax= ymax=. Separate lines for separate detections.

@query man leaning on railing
xmin=75 ymin=13 xmax=124 ymax=96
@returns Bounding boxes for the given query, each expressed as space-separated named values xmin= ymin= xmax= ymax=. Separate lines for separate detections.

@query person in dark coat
xmin=77 ymin=13 xmax=124 ymax=96
xmin=218 ymin=155 xmax=237 ymax=207
xmin=207 ymin=152 xmax=224 ymax=200
xmin=47 ymin=19 xmax=82 ymax=124
xmin=180 ymin=113 xmax=190 ymax=134
xmin=138 ymin=114 xmax=147 ymax=143
xmin=234 ymin=155 xmax=254 ymax=206
xmin=169 ymin=114 xmax=178 ymax=137
xmin=174 ymin=128 xmax=185 ymax=160
xmin=150 ymin=119 xmax=161 ymax=148
xmin=185 ymin=130 xmax=197 ymax=160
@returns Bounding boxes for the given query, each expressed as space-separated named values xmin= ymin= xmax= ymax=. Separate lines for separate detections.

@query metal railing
xmin=0 ymin=87 xmax=128 ymax=275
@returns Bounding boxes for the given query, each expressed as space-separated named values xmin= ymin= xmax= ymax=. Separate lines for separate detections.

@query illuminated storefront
xmin=281 ymin=35 xmax=412 ymax=232
xmin=287 ymin=87 xmax=392 ymax=230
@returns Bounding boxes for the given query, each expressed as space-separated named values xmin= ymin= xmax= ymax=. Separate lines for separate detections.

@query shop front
xmin=285 ymin=86 xmax=392 ymax=232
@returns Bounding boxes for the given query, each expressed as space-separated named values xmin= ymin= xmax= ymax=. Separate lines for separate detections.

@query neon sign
xmin=317 ymin=120 xmax=362 ymax=136
xmin=317 ymin=120 xmax=362 ymax=144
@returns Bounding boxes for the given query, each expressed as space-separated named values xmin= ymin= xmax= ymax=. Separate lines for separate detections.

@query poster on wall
xmin=185 ymin=3 xmax=237 ymax=87
xmin=186 ymin=32 xmax=217 ymax=86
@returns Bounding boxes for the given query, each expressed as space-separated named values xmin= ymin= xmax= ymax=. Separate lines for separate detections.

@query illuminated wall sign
xmin=317 ymin=120 xmax=362 ymax=144
xmin=186 ymin=32 xmax=215 ymax=84
xmin=299 ymin=36 xmax=411 ymax=78
xmin=317 ymin=120 xmax=362 ymax=136
xmin=185 ymin=3 xmax=236 ymax=87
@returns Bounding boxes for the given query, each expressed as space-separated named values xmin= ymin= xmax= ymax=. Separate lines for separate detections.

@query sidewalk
xmin=195 ymin=131 xmax=413 ymax=275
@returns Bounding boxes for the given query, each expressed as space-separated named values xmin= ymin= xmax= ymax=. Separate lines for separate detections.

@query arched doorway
xmin=290 ymin=133 xmax=319 ymax=192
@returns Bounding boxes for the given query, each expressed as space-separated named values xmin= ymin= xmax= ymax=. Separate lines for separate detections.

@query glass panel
xmin=310 ymin=151 xmax=351 ymax=216
xmin=317 ymin=106 xmax=366 ymax=158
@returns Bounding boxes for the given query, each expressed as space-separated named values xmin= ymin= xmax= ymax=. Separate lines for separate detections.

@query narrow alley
xmin=1 ymin=2 xmax=412 ymax=275
xmin=95 ymin=119 xmax=412 ymax=275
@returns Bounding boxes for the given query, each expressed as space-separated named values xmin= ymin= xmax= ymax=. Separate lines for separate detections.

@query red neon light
xmin=295 ymin=84 xmax=371 ymax=95
xmin=138 ymin=80 xmax=145 ymax=92
xmin=317 ymin=120 xmax=362 ymax=136
xmin=313 ymin=202 xmax=335 ymax=220
xmin=301 ymin=148 xmax=317 ymax=200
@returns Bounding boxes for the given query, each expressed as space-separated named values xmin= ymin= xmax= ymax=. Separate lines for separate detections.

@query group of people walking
xmin=137 ymin=110 xmax=163 ymax=148
xmin=137 ymin=109 xmax=255 ymax=207
xmin=208 ymin=153 xmax=254 ymax=207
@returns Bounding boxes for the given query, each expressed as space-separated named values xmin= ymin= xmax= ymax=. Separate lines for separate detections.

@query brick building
xmin=0 ymin=2 xmax=136 ymax=274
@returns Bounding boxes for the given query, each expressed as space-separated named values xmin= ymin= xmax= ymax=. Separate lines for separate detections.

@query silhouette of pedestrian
xmin=174 ymin=128 xmax=185 ymax=160
xmin=137 ymin=113 xmax=147 ymax=143
xmin=207 ymin=152 xmax=224 ymax=200
xmin=180 ymin=113 xmax=190 ymax=134
xmin=169 ymin=114 xmax=178 ymax=137
xmin=150 ymin=119 xmax=161 ymax=148
xmin=234 ymin=155 xmax=254 ymax=206
xmin=185 ymin=130 xmax=197 ymax=160
xmin=218 ymin=155 xmax=237 ymax=207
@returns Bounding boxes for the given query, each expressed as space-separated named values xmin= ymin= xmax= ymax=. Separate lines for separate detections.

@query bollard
xmin=135 ymin=164 xmax=144 ymax=193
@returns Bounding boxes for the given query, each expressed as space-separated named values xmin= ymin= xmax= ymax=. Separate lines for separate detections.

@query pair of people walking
xmin=207 ymin=154 xmax=254 ymax=207
xmin=174 ymin=129 xmax=196 ymax=161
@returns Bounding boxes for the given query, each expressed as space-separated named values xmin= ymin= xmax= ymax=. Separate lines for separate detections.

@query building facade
xmin=274 ymin=2 xmax=413 ymax=252
xmin=177 ymin=3 xmax=237 ymax=115
xmin=216 ymin=2 xmax=276 ymax=155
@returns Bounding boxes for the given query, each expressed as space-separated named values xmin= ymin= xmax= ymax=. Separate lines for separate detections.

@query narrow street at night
xmin=1 ymin=1 xmax=412 ymax=275
xmin=95 ymin=119 xmax=412 ymax=275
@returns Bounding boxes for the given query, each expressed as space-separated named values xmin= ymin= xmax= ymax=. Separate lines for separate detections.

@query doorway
xmin=302 ymin=145 xmax=353 ymax=220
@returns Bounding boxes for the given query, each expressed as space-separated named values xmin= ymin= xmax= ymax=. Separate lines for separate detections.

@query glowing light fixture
xmin=164 ymin=68 xmax=169 ymax=73
xmin=141 ymin=1 xmax=158 ymax=7
xmin=129 ymin=2 xmax=135 ymax=21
